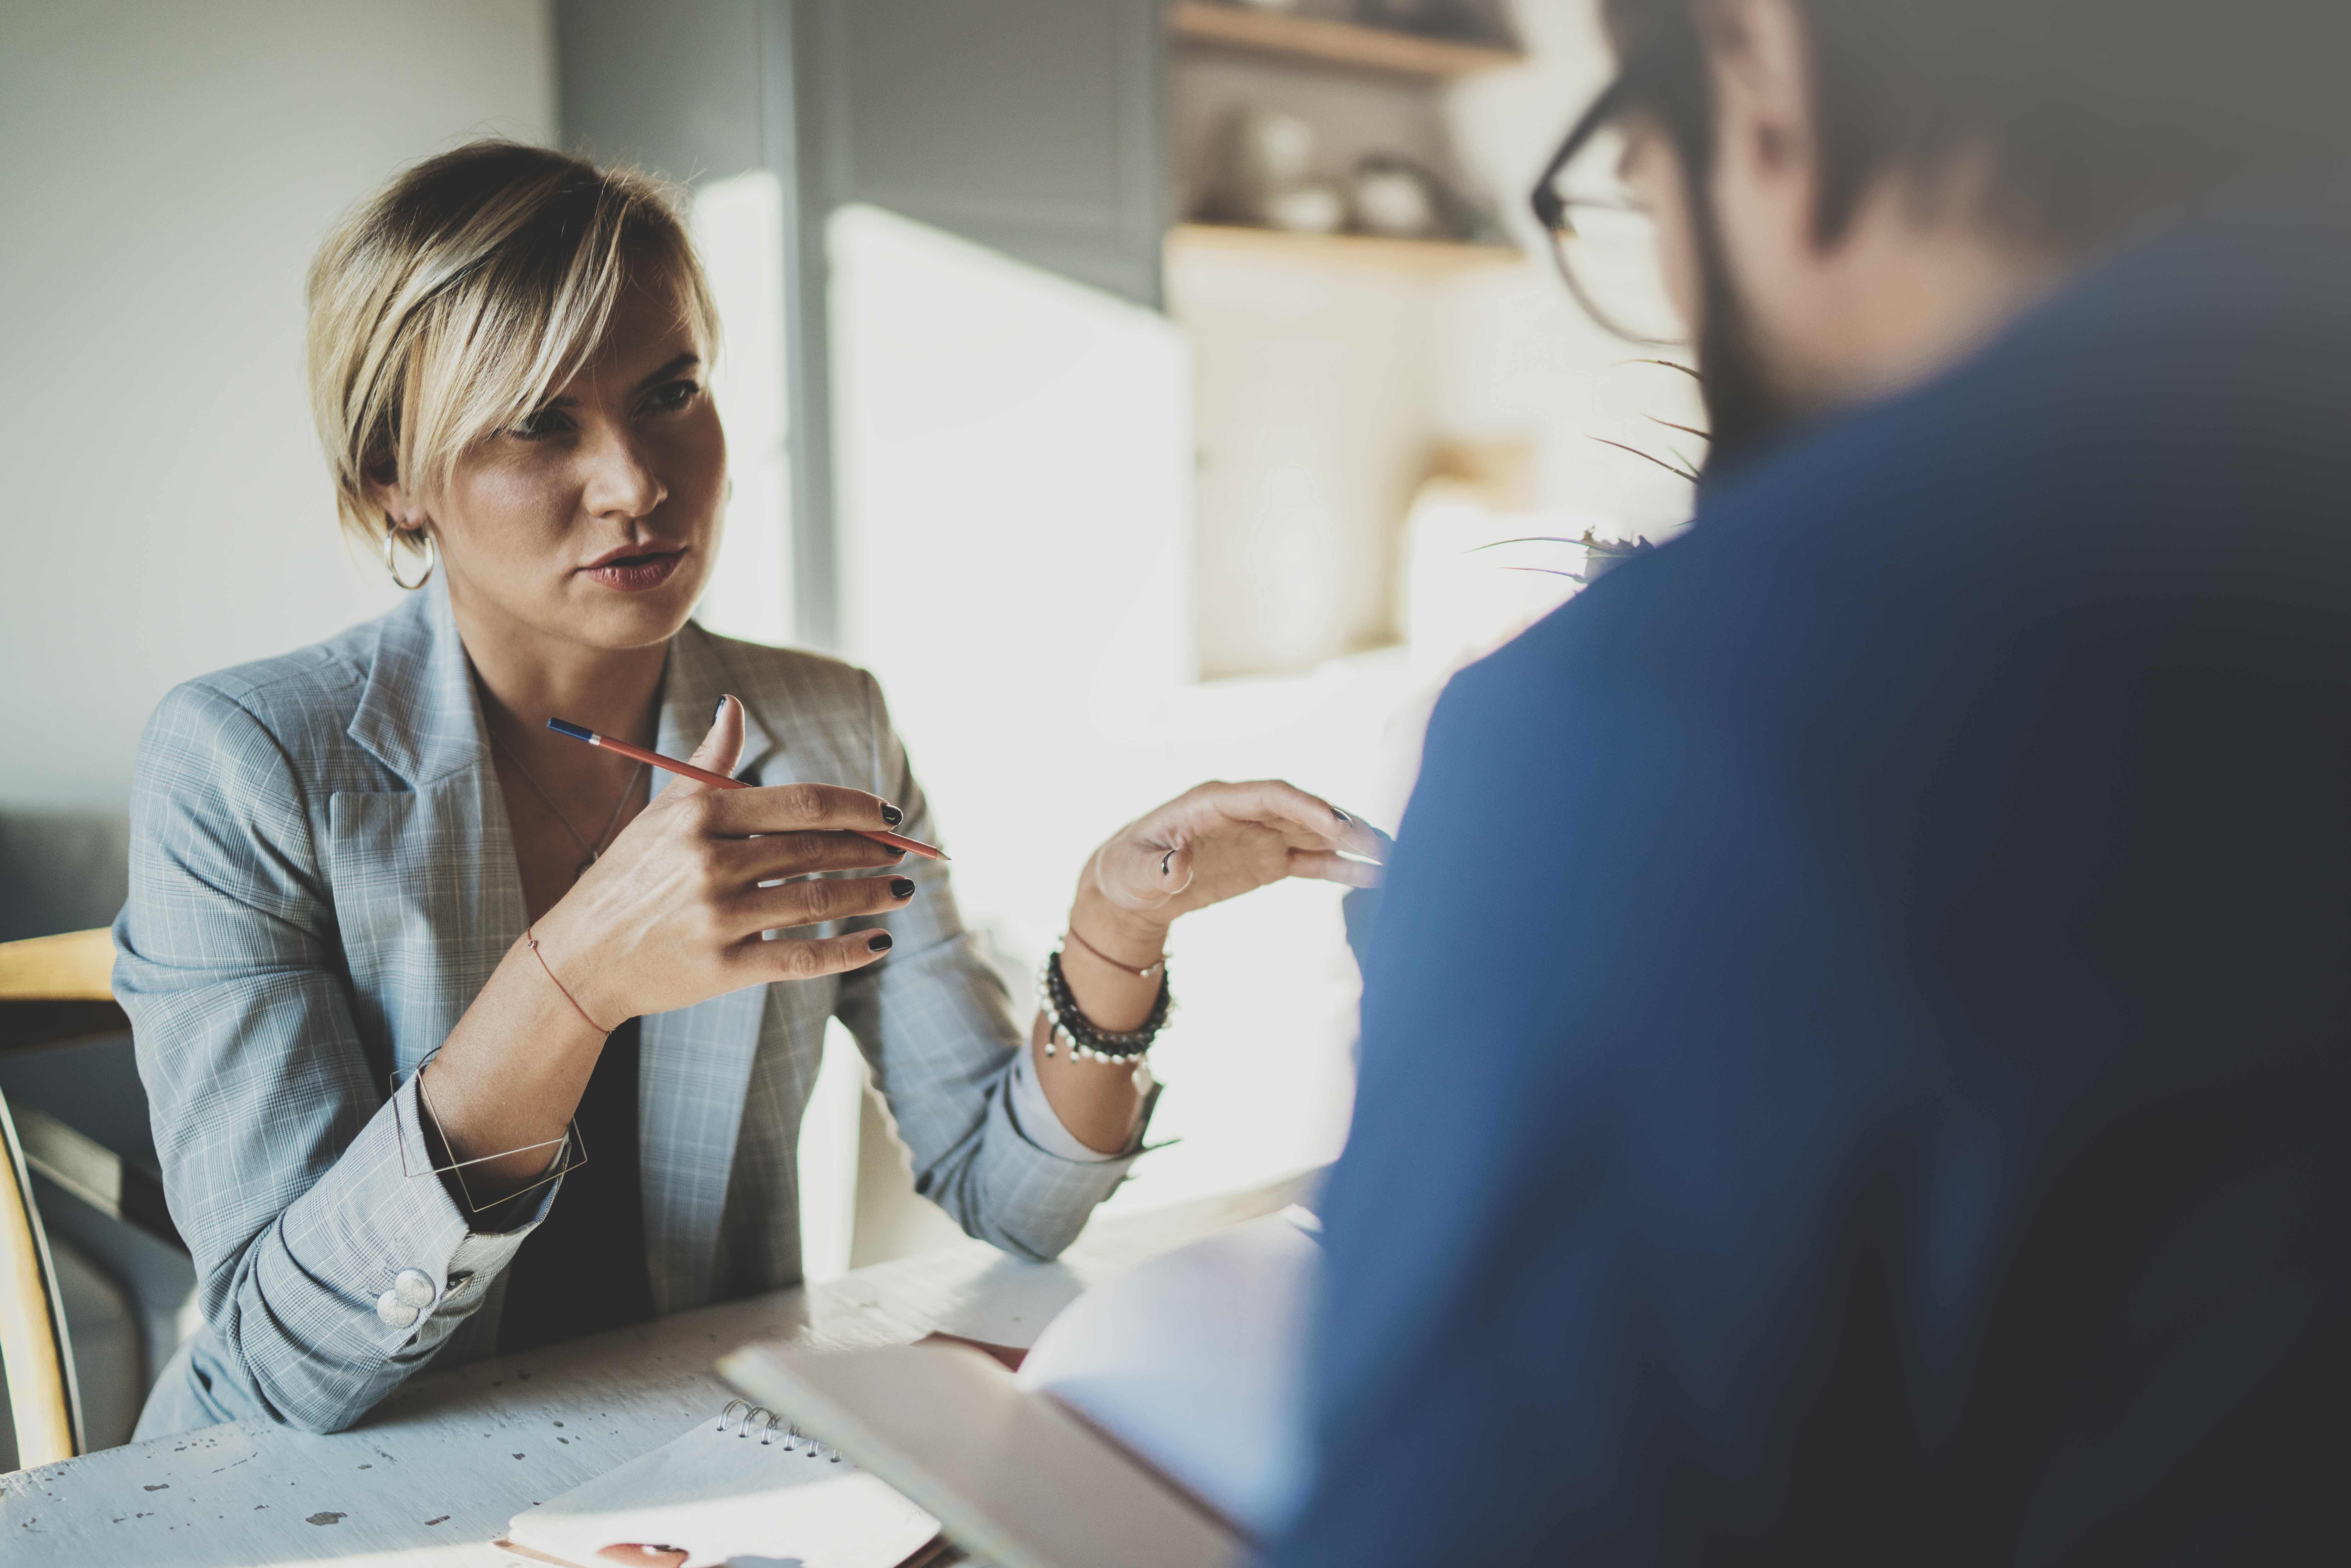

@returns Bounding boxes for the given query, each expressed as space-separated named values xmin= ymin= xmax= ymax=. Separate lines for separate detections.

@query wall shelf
xmin=1170 ymin=221 xmax=1522 ymax=277
xmin=1166 ymin=2 xmax=1523 ymax=78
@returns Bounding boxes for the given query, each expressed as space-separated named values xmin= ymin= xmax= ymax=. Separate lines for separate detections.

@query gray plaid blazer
xmin=115 ymin=583 xmax=1140 ymax=1436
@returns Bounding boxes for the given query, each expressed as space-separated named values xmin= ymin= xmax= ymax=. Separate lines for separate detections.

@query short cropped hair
xmin=1606 ymin=0 xmax=2351 ymax=253
xmin=305 ymin=140 xmax=720 ymax=561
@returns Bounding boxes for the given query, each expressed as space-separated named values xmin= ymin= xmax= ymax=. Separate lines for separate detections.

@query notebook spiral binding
xmin=720 ymin=1398 xmax=844 ymax=1462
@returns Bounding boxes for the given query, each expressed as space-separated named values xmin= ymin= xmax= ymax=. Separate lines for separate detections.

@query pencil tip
xmin=546 ymin=717 xmax=595 ymax=742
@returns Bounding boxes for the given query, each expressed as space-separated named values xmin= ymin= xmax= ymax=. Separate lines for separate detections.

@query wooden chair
xmin=0 ymin=929 xmax=122 ymax=1051
xmin=1 ymin=1085 xmax=82 ymax=1467
xmin=0 ymin=926 xmax=136 ymax=1469
xmin=0 ymin=929 xmax=176 ymax=1251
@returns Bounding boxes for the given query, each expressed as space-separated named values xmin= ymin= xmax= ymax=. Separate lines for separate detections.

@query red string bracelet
xmin=1063 ymin=924 xmax=1166 ymax=980
xmin=525 ymin=926 xmax=610 ymax=1035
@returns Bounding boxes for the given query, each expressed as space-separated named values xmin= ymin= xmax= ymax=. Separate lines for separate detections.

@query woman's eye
xmin=510 ymin=406 xmax=571 ymax=439
xmin=645 ymin=380 xmax=702 ymax=414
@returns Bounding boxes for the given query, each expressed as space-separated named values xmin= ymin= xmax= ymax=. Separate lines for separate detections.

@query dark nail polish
xmin=867 ymin=931 xmax=893 ymax=953
xmin=1161 ymin=848 xmax=1176 ymax=875
xmin=1333 ymin=807 xmax=1353 ymax=824
xmin=714 ymin=696 xmax=729 ymax=719
xmin=889 ymin=877 xmax=916 ymax=899
xmin=890 ymin=847 xmax=909 ymax=860
xmin=880 ymin=804 xmax=903 ymax=826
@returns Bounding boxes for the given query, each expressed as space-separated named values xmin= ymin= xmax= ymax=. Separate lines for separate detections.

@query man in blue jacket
xmin=1270 ymin=0 xmax=2351 ymax=1561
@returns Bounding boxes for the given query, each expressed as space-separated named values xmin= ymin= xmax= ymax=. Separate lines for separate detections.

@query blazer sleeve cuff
xmin=256 ymin=1074 xmax=552 ymax=1361
xmin=1004 ymin=1037 xmax=1127 ymax=1163
xmin=953 ymin=1063 xmax=1162 ymax=1260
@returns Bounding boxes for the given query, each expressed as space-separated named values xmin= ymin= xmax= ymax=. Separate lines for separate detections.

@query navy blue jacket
xmin=1269 ymin=193 xmax=2351 ymax=1565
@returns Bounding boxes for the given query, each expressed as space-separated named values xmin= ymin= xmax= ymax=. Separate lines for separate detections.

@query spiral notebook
xmin=495 ymin=1401 xmax=949 ymax=1568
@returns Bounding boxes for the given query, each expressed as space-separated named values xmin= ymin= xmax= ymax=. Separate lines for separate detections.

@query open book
xmin=718 ymin=1209 xmax=1324 ymax=1568
xmin=495 ymin=1402 xmax=948 ymax=1568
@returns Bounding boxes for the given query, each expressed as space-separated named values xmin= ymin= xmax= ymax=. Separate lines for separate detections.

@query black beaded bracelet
xmin=1036 ymin=943 xmax=1171 ymax=1062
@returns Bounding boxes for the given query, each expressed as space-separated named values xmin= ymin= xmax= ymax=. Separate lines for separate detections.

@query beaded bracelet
xmin=1046 ymin=945 xmax=1169 ymax=1050
xmin=1036 ymin=942 xmax=1171 ymax=1062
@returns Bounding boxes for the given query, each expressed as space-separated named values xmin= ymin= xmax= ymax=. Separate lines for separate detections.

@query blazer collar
xmin=347 ymin=580 xmax=488 ymax=788
xmin=346 ymin=583 xmax=780 ymax=789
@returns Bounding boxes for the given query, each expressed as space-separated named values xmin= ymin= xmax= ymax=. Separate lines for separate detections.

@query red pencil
xmin=547 ymin=717 xmax=947 ymax=860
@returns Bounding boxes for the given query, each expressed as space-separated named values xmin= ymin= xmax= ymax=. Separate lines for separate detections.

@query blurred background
xmin=0 ymin=0 xmax=1695 ymax=1453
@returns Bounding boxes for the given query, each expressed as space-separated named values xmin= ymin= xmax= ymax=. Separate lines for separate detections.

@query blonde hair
xmin=306 ymin=140 xmax=720 ymax=563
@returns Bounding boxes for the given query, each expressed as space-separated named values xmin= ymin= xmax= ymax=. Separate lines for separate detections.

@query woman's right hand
xmin=530 ymin=695 xmax=915 ymax=1026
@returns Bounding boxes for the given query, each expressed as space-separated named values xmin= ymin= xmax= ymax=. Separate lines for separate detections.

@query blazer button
xmin=376 ymin=1289 xmax=420 ymax=1329
xmin=392 ymin=1269 xmax=438 ymax=1309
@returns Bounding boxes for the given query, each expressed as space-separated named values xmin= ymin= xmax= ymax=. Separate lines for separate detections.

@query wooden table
xmin=1 ymin=1174 xmax=1312 ymax=1567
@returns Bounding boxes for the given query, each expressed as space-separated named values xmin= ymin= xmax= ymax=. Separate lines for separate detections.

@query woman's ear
xmin=363 ymin=453 xmax=428 ymax=536
xmin=1702 ymin=0 xmax=1821 ymax=230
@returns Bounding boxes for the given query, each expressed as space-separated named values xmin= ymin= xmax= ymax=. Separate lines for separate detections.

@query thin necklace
xmin=490 ymin=731 xmax=646 ymax=880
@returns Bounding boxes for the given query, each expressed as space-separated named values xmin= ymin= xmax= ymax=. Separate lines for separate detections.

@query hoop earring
xmin=383 ymin=526 xmax=436 ymax=591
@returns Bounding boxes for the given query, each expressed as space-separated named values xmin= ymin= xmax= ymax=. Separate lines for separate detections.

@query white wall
xmin=690 ymin=170 xmax=797 ymax=652
xmin=0 ymin=0 xmax=555 ymax=808
xmin=1174 ymin=246 xmax=1441 ymax=680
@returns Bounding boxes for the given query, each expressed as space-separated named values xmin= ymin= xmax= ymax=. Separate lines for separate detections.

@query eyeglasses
xmin=1530 ymin=72 xmax=1689 ymax=348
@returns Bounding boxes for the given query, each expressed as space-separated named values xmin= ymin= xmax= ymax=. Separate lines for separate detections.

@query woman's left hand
xmin=1082 ymin=779 xmax=1389 ymax=939
xmin=1040 ymin=780 xmax=1386 ymax=1154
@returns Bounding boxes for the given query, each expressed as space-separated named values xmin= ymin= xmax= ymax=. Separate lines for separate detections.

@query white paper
xmin=505 ymin=1415 xmax=940 ymax=1568
xmin=1016 ymin=1209 xmax=1321 ymax=1539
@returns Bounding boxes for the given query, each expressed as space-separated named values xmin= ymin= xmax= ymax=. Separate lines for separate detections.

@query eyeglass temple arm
xmin=1529 ymin=71 xmax=1638 ymax=229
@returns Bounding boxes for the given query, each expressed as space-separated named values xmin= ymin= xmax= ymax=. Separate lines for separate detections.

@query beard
xmin=1684 ymin=184 xmax=1795 ymax=487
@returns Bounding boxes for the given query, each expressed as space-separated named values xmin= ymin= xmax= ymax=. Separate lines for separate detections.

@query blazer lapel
xmin=334 ymin=585 xmax=528 ymax=1083
xmin=637 ymin=623 xmax=781 ymax=1313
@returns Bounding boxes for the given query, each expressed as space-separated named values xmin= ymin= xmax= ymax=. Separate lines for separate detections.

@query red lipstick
xmin=581 ymin=544 xmax=686 ymax=593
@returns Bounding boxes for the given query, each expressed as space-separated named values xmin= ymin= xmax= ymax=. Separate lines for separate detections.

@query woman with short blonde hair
xmin=116 ymin=140 xmax=1380 ymax=1436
